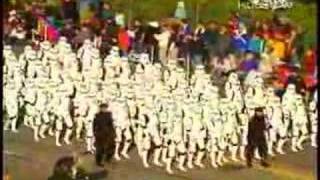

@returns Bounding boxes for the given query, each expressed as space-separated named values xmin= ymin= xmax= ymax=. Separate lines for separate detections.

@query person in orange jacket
xmin=118 ymin=27 xmax=131 ymax=56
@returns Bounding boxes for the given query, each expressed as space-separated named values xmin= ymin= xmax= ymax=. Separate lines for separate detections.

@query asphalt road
xmin=3 ymin=127 xmax=317 ymax=180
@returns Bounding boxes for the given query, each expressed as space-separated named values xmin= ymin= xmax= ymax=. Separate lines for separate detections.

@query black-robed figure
xmin=246 ymin=107 xmax=270 ymax=168
xmin=93 ymin=104 xmax=116 ymax=167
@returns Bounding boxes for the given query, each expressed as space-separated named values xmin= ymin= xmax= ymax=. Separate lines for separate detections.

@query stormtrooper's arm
xmin=77 ymin=47 xmax=84 ymax=59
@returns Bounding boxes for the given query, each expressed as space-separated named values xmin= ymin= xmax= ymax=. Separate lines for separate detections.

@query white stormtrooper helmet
xmin=286 ymin=83 xmax=296 ymax=94
xmin=59 ymin=36 xmax=67 ymax=44
xmin=41 ymin=41 xmax=51 ymax=50
xmin=24 ymin=45 xmax=32 ymax=54
xmin=195 ymin=65 xmax=205 ymax=74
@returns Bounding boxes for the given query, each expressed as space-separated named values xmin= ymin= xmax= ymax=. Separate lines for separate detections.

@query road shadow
xmin=220 ymin=164 xmax=246 ymax=171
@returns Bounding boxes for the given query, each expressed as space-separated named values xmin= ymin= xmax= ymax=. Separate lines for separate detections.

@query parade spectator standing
xmin=203 ymin=21 xmax=219 ymax=64
xmin=93 ymin=104 xmax=116 ymax=167
xmin=190 ymin=23 xmax=205 ymax=66
xmin=61 ymin=0 xmax=79 ymax=23
xmin=118 ymin=27 xmax=131 ymax=56
xmin=246 ymin=107 xmax=270 ymax=168
xmin=154 ymin=25 xmax=171 ymax=65
xmin=216 ymin=26 xmax=232 ymax=58
xmin=98 ymin=2 xmax=114 ymax=22
xmin=240 ymin=52 xmax=260 ymax=73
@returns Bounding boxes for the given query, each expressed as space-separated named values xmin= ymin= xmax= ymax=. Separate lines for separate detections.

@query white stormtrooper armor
xmin=188 ymin=97 xmax=206 ymax=169
xmin=26 ymin=50 xmax=41 ymax=78
xmin=4 ymin=79 xmax=19 ymax=132
xmin=282 ymin=83 xmax=297 ymax=141
xmin=309 ymin=94 xmax=318 ymax=148
xmin=202 ymin=94 xmax=221 ymax=168
xmin=113 ymin=97 xmax=132 ymax=161
xmin=34 ymin=77 xmax=50 ymax=141
xmin=291 ymin=94 xmax=308 ymax=152
xmin=265 ymin=88 xmax=286 ymax=155
xmin=85 ymin=89 xmax=100 ymax=153
xmin=22 ymin=78 xmax=37 ymax=128
xmin=55 ymin=77 xmax=74 ymax=146
xmin=74 ymin=81 xmax=90 ymax=140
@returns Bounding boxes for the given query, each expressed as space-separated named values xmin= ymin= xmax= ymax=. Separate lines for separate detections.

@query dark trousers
xmin=95 ymin=143 xmax=114 ymax=165
xmin=245 ymin=141 xmax=268 ymax=166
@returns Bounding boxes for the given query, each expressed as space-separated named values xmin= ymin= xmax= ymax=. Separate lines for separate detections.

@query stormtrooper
xmin=218 ymin=98 xmax=240 ymax=164
xmin=34 ymin=72 xmax=50 ymax=141
xmin=202 ymin=86 xmax=223 ymax=167
xmin=4 ymin=79 xmax=20 ymax=133
xmin=281 ymin=83 xmax=298 ymax=153
xmin=309 ymin=92 xmax=318 ymax=148
xmin=265 ymin=87 xmax=286 ymax=155
xmin=22 ymin=77 xmax=38 ymax=128
xmin=188 ymin=93 xmax=206 ymax=169
xmin=164 ymin=94 xmax=186 ymax=174
xmin=113 ymin=96 xmax=132 ymax=161
xmin=74 ymin=80 xmax=90 ymax=140
xmin=291 ymin=94 xmax=309 ymax=152
xmin=85 ymin=83 xmax=101 ymax=153
xmin=55 ymin=75 xmax=74 ymax=146
xmin=143 ymin=92 xmax=164 ymax=168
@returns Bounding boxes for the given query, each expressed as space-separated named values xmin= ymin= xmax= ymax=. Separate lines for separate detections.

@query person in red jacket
xmin=118 ymin=27 xmax=130 ymax=56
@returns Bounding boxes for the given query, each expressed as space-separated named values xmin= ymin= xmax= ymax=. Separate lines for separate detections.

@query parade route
xmin=4 ymin=127 xmax=317 ymax=180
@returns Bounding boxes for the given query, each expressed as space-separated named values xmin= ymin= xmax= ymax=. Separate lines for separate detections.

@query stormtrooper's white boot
xmin=39 ymin=124 xmax=48 ymax=138
xmin=64 ymin=128 xmax=73 ymax=145
xmin=86 ymin=137 xmax=94 ymax=154
xmin=230 ymin=145 xmax=239 ymax=162
xmin=210 ymin=152 xmax=218 ymax=168
xmin=177 ymin=155 xmax=187 ymax=172
xmin=239 ymin=146 xmax=246 ymax=161
xmin=121 ymin=141 xmax=131 ymax=159
xmin=276 ymin=139 xmax=286 ymax=154
xmin=291 ymin=137 xmax=298 ymax=152
xmin=153 ymin=148 xmax=163 ymax=167
xmin=161 ymin=147 xmax=168 ymax=163
xmin=142 ymin=150 xmax=150 ymax=168
xmin=311 ymin=134 xmax=317 ymax=148
xmin=165 ymin=158 xmax=174 ymax=174
xmin=33 ymin=126 xmax=40 ymax=142
xmin=114 ymin=142 xmax=121 ymax=161
xmin=4 ymin=120 xmax=11 ymax=131
xmin=187 ymin=153 xmax=194 ymax=169
xmin=254 ymin=149 xmax=261 ymax=160
xmin=267 ymin=141 xmax=275 ymax=157
xmin=23 ymin=116 xmax=31 ymax=127
xmin=217 ymin=151 xmax=224 ymax=166
xmin=194 ymin=151 xmax=205 ymax=168
xmin=55 ymin=130 xmax=62 ymax=146
xmin=48 ymin=127 xmax=55 ymax=136
xmin=76 ymin=119 xmax=83 ymax=140
xmin=297 ymin=135 xmax=308 ymax=150
xmin=10 ymin=117 xmax=18 ymax=133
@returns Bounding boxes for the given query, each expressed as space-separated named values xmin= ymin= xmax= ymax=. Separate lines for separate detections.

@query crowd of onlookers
xmin=3 ymin=0 xmax=317 ymax=95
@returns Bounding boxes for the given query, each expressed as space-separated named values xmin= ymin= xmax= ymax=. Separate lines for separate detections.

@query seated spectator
xmin=303 ymin=47 xmax=316 ymax=75
xmin=248 ymin=33 xmax=265 ymax=54
xmin=269 ymin=31 xmax=287 ymax=61
xmin=240 ymin=52 xmax=260 ymax=73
